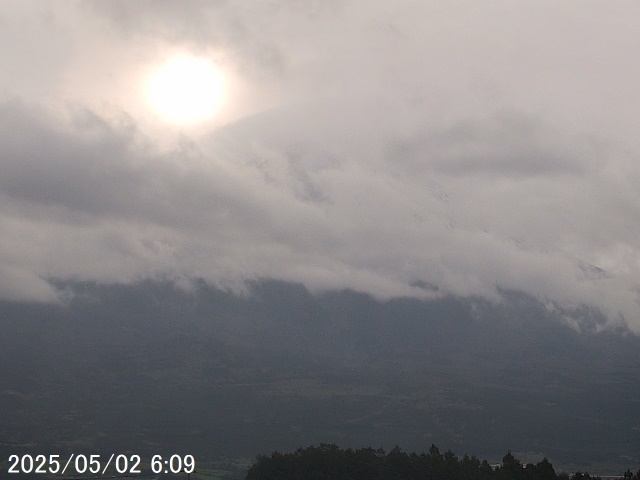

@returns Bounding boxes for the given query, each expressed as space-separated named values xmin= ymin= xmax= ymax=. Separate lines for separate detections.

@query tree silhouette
xmin=246 ymin=444 xmax=617 ymax=480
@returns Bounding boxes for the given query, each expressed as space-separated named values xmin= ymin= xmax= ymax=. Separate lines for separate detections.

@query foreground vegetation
xmin=246 ymin=444 xmax=640 ymax=480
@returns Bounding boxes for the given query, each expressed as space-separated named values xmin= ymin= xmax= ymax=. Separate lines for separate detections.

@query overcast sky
xmin=1 ymin=0 xmax=640 ymax=332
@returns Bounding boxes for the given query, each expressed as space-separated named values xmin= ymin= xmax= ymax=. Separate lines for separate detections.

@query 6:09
xmin=151 ymin=454 xmax=195 ymax=474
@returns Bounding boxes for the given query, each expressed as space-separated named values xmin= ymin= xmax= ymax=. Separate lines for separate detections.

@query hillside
xmin=1 ymin=279 xmax=639 ymax=474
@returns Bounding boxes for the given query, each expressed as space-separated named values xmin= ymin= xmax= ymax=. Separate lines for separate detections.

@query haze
xmin=1 ymin=1 xmax=639 ymax=332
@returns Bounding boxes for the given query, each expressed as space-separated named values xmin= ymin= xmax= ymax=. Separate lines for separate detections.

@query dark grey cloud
xmin=388 ymin=113 xmax=597 ymax=178
xmin=0 ymin=102 xmax=140 ymax=215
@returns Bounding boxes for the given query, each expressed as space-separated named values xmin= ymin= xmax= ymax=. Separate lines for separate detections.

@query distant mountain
xmin=1 ymin=279 xmax=639 ymax=474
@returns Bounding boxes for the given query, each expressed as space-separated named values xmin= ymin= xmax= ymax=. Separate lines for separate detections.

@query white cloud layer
xmin=1 ymin=0 xmax=640 ymax=332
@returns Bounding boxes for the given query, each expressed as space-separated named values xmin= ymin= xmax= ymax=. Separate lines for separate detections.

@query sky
xmin=1 ymin=0 xmax=640 ymax=333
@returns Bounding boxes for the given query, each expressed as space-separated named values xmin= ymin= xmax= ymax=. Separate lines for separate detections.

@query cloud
xmin=389 ymin=113 xmax=598 ymax=178
xmin=1 ymin=1 xmax=640 ymax=333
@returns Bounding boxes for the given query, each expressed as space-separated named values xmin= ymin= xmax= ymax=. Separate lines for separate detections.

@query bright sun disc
xmin=147 ymin=56 xmax=223 ymax=124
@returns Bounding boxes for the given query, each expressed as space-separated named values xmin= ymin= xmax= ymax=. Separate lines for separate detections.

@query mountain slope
xmin=1 ymin=280 xmax=638 ymax=473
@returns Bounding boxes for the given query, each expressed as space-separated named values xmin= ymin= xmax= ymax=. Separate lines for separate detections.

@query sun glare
xmin=146 ymin=55 xmax=223 ymax=124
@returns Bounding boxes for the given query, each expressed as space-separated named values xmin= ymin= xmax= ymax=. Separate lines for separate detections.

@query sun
xmin=146 ymin=55 xmax=223 ymax=124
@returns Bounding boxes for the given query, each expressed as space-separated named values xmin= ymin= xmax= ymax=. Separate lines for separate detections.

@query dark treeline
xmin=246 ymin=444 xmax=640 ymax=480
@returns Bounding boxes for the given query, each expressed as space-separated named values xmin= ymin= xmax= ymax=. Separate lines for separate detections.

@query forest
xmin=246 ymin=444 xmax=640 ymax=480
